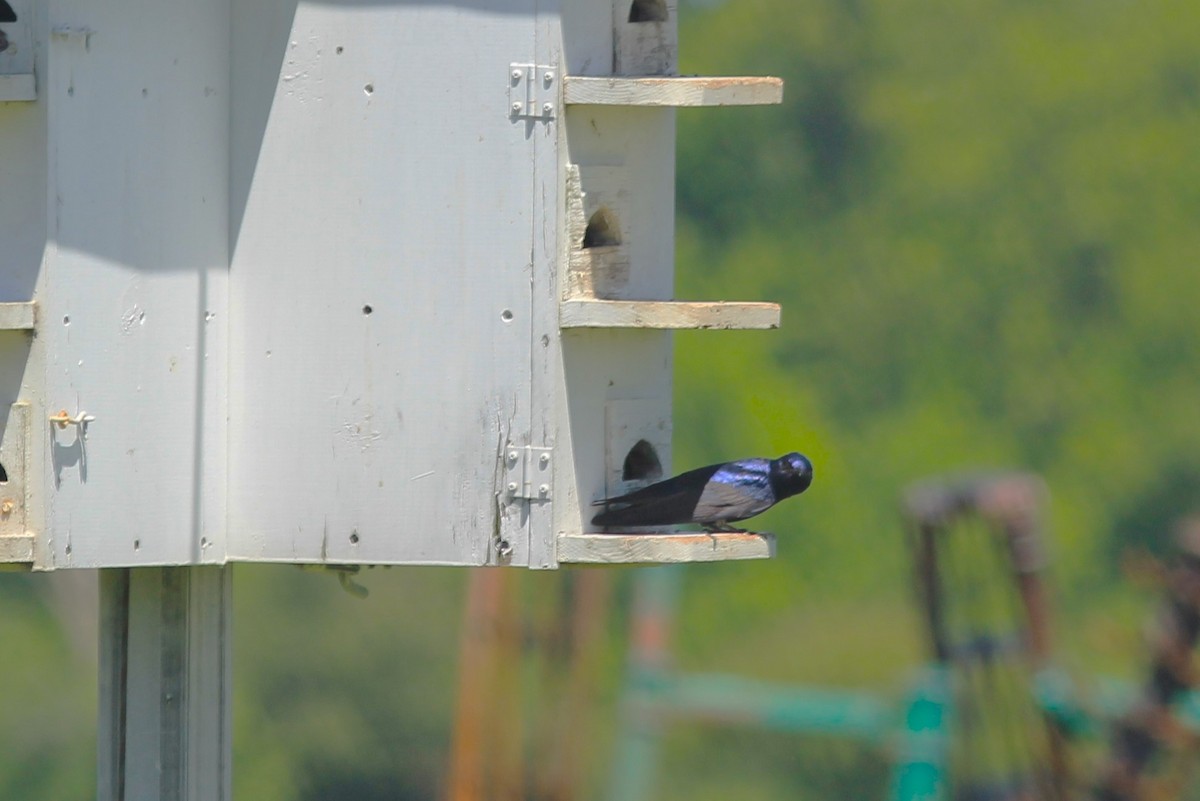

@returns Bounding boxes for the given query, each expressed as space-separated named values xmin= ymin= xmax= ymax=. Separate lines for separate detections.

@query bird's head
xmin=770 ymin=452 xmax=814 ymax=498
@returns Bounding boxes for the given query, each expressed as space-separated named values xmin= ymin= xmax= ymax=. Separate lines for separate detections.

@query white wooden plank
xmin=528 ymin=3 xmax=565 ymax=569
xmin=0 ymin=533 xmax=34 ymax=563
xmin=0 ymin=73 xmax=36 ymax=102
xmin=44 ymin=0 xmax=230 ymax=567
xmin=0 ymin=301 xmax=35 ymax=330
xmin=0 ymin=403 xmax=29 ymax=554
xmin=228 ymin=2 xmax=539 ymax=566
xmin=556 ymin=532 xmax=775 ymax=564
xmin=556 ymin=98 xmax=677 ymax=551
xmin=561 ymin=299 xmax=781 ymax=330
xmin=563 ymin=76 xmax=783 ymax=107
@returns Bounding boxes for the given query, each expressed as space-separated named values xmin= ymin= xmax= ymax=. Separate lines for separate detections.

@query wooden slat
xmin=0 ymin=302 xmax=36 ymax=330
xmin=560 ymin=299 xmax=780 ymax=330
xmin=0 ymin=534 xmax=35 ymax=564
xmin=557 ymin=532 xmax=775 ymax=564
xmin=563 ymin=76 xmax=783 ymax=107
xmin=0 ymin=74 xmax=36 ymax=102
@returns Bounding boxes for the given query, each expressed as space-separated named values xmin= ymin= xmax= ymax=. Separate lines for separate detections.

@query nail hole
xmin=500 ymin=309 xmax=514 ymax=322
xmin=583 ymin=207 xmax=621 ymax=248
xmin=133 ymin=539 xmax=140 ymax=551
xmin=350 ymin=531 xmax=360 ymax=544
xmin=629 ymin=0 xmax=668 ymax=22
xmin=64 ymin=543 xmax=72 ymax=556
xmin=336 ymin=45 xmax=344 ymax=54
xmin=362 ymin=304 xmax=373 ymax=315
xmin=623 ymin=439 xmax=663 ymax=482
xmin=364 ymin=83 xmax=374 ymax=95
xmin=63 ymin=315 xmax=70 ymax=326
xmin=200 ymin=537 xmax=208 ymax=548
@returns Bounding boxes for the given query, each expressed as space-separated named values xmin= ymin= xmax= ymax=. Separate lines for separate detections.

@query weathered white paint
xmin=557 ymin=531 xmax=775 ymax=564
xmin=0 ymin=0 xmax=45 ymax=567
xmin=563 ymin=76 xmax=784 ymax=107
xmin=613 ymin=0 xmax=678 ymax=76
xmin=0 ymin=301 xmax=35 ymax=329
xmin=556 ymin=1 xmax=679 ymax=556
xmin=0 ymin=0 xmax=787 ymax=569
xmin=41 ymin=0 xmax=230 ymax=568
xmin=0 ymin=73 xmax=35 ymax=101
xmin=566 ymin=163 xmax=633 ymax=299
xmin=0 ymin=533 xmax=32 ymax=561
xmin=0 ymin=402 xmax=29 ymax=548
xmin=228 ymin=1 xmax=544 ymax=567
xmin=561 ymin=299 xmax=782 ymax=330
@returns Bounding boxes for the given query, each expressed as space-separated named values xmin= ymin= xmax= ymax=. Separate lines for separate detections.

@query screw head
xmin=542 ymin=102 xmax=553 ymax=115
xmin=539 ymin=453 xmax=550 ymax=466
xmin=538 ymin=484 xmax=550 ymax=496
xmin=511 ymin=102 xmax=523 ymax=115
xmin=511 ymin=69 xmax=523 ymax=82
xmin=0 ymin=500 xmax=13 ymax=516
xmin=543 ymin=71 xmax=554 ymax=84
xmin=507 ymin=451 xmax=519 ymax=462
xmin=507 ymin=482 xmax=518 ymax=493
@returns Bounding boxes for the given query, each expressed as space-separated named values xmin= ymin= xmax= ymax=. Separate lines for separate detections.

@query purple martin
xmin=592 ymin=452 xmax=813 ymax=531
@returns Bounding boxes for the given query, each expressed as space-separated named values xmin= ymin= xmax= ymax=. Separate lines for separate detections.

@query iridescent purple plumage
xmin=591 ymin=452 xmax=813 ymax=530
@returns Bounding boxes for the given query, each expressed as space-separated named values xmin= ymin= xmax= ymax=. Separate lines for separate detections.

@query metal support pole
xmin=98 ymin=567 xmax=233 ymax=801
xmin=607 ymin=566 xmax=684 ymax=801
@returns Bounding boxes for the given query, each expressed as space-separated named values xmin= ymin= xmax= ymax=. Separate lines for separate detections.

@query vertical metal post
xmin=607 ymin=566 xmax=684 ymax=801
xmin=98 ymin=567 xmax=232 ymax=801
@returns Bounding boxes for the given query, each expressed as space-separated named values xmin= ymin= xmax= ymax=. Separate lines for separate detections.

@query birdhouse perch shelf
xmin=560 ymin=299 xmax=781 ymax=330
xmin=0 ymin=302 xmax=36 ymax=331
xmin=562 ymin=76 xmax=784 ymax=107
xmin=557 ymin=531 xmax=776 ymax=564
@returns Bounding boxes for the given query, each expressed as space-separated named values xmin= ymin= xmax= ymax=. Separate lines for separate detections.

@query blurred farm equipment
xmin=446 ymin=474 xmax=1200 ymax=801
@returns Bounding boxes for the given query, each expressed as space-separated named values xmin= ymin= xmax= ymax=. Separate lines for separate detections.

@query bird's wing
xmin=590 ymin=465 xmax=722 ymax=526
xmin=591 ymin=486 xmax=705 ymax=526
xmin=691 ymin=479 xmax=774 ymax=524
xmin=590 ymin=464 xmax=721 ymax=507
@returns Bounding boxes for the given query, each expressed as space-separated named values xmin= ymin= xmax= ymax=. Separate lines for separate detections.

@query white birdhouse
xmin=0 ymin=0 xmax=785 ymax=571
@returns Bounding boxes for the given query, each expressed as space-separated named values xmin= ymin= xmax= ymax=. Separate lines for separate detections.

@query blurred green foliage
xmin=2 ymin=0 xmax=1199 ymax=798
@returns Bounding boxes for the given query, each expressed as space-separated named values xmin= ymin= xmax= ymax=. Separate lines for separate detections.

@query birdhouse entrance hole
xmin=628 ymin=0 xmax=668 ymax=23
xmin=0 ymin=461 xmax=6 ymax=484
xmin=582 ymin=208 xmax=621 ymax=248
xmin=622 ymin=439 xmax=662 ymax=482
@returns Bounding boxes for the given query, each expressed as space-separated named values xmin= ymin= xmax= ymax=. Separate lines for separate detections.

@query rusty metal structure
xmin=904 ymin=472 xmax=1069 ymax=801
xmin=1094 ymin=520 xmax=1200 ymax=801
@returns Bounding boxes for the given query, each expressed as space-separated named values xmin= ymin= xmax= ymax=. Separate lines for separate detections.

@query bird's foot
xmin=702 ymin=522 xmax=748 ymax=534
xmin=701 ymin=522 xmax=749 ymax=549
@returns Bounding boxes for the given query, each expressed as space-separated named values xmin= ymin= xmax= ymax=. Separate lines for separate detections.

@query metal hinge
xmin=504 ymin=445 xmax=552 ymax=501
xmin=508 ymin=63 xmax=556 ymax=121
